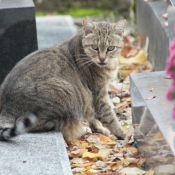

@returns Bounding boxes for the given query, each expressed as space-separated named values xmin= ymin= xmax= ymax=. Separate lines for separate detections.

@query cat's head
xmin=82 ymin=18 xmax=127 ymax=67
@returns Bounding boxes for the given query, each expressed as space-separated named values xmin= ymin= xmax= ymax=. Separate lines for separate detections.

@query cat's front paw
xmin=101 ymin=127 xmax=111 ymax=137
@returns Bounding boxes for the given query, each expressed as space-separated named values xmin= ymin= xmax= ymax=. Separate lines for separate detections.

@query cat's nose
xmin=99 ymin=58 xmax=106 ymax=63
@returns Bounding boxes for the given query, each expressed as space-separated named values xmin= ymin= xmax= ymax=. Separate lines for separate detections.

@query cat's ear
xmin=113 ymin=19 xmax=127 ymax=36
xmin=82 ymin=18 xmax=95 ymax=35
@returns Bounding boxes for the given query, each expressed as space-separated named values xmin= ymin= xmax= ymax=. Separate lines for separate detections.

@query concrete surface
xmin=136 ymin=0 xmax=169 ymax=71
xmin=0 ymin=132 xmax=72 ymax=175
xmin=36 ymin=16 xmax=77 ymax=49
xmin=130 ymin=71 xmax=175 ymax=155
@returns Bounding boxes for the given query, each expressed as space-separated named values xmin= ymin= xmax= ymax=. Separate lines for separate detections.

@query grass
xmin=35 ymin=7 xmax=112 ymax=17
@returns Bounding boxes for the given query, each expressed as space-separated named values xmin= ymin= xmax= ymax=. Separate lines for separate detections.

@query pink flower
xmin=166 ymin=40 xmax=175 ymax=77
xmin=166 ymin=36 xmax=175 ymax=119
xmin=166 ymin=82 xmax=175 ymax=101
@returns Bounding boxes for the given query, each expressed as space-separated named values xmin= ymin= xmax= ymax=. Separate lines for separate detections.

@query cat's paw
xmin=101 ymin=127 xmax=111 ymax=137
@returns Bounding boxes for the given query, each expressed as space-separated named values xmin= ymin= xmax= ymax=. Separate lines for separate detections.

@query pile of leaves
xmin=135 ymin=126 xmax=175 ymax=175
xmin=65 ymin=33 xmax=164 ymax=174
xmin=67 ymin=131 xmax=149 ymax=175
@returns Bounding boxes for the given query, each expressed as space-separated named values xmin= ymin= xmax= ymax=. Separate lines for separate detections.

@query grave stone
xmin=136 ymin=0 xmax=169 ymax=71
xmin=0 ymin=0 xmax=38 ymax=84
xmin=168 ymin=0 xmax=175 ymax=42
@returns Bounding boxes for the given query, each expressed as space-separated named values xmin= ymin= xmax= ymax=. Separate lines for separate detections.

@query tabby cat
xmin=0 ymin=18 xmax=127 ymax=141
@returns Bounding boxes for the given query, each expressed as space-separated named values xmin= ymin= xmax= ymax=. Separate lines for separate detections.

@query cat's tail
xmin=0 ymin=113 xmax=37 ymax=141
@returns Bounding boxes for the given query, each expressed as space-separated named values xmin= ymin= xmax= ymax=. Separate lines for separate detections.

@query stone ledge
xmin=0 ymin=132 xmax=72 ymax=175
xmin=130 ymin=71 xmax=175 ymax=155
xmin=136 ymin=0 xmax=169 ymax=71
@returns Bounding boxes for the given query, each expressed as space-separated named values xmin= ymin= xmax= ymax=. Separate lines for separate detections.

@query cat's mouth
xmin=97 ymin=62 xmax=108 ymax=67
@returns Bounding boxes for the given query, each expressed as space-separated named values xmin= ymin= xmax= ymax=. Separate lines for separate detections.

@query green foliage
xmin=35 ymin=12 xmax=49 ymax=16
xmin=62 ymin=7 xmax=111 ymax=17
xmin=36 ymin=7 xmax=111 ymax=17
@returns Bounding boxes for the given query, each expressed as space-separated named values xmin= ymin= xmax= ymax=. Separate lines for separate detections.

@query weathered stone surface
xmin=36 ymin=16 xmax=77 ymax=49
xmin=0 ymin=0 xmax=38 ymax=84
xmin=136 ymin=0 xmax=169 ymax=71
xmin=168 ymin=0 xmax=175 ymax=42
xmin=130 ymin=71 xmax=175 ymax=154
xmin=0 ymin=132 xmax=72 ymax=175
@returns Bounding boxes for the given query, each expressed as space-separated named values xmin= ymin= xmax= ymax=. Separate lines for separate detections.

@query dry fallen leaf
xmin=82 ymin=152 xmax=102 ymax=159
xmin=145 ymin=169 xmax=155 ymax=175
xmin=120 ymin=167 xmax=146 ymax=175
xmin=119 ymin=50 xmax=148 ymax=65
xmin=148 ymin=87 xmax=154 ymax=91
xmin=98 ymin=148 xmax=111 ymax=159
xmin=154 ymin=164 xmax=175 ymax=174
xmin=145 ymin=96 xmax=156 ymax=100
xmin=162 ymin=13 xmax=168 ymax=20
xmin=164 ymin=21 xmax=168 ymax=26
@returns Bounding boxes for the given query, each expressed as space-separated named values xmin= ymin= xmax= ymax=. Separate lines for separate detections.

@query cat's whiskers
xmin=72 ymin=54 xmax=87 ymax=57
xmin=80 ymin=60 xmax=94 ymax=72
xmin=84 ymin=61 xmax=94 ymax=70
xmin=76 ymin=57 xmax=90 ymax=62
xmin=78 ymin=60 xmax=93 ymax=68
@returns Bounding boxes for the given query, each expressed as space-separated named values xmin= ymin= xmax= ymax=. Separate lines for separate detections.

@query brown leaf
xmin=72 ymin=162 xmax=94 ymax=167
xmin=83 ymin=172 xmax=94 ymax=175
xmin=120 ymin=167 xmax=146 ymax=174
xmin=98 ymin=148 xmax=111 ymax=159
xmin=98 ymin=173 xmax=121 ymax=175
xmin=126 ymin=48 xmax=139 ymax=58
xmin=119 ymin=50 xmax=148 ymax=65
xmin=145 ymin=96 xmax=156 ymax=100
xmin=82 ymin=152 xmax=102 ymax=159
xmin=93 ymin=133 xmax=112 ymax=144
xmin=115 ymin=102 xmax=128 ymax=112
xmin=162 ymin=13 xmax=168 ymax=20
xmin=120 ymin=146 xmax=138 ymax=157
xmin=148 ymin=87 xmax=154 ymax=91
xmin=145 ymin=169 xmax=155 ymax=175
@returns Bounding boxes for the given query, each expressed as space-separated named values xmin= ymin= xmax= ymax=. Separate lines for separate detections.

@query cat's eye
xmin=108 ymin=46 xmax=115 ymax=51
xmin=91 ymin=44 xmax=98 ymax=50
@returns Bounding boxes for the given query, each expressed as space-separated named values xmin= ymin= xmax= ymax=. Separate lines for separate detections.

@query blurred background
xmin=33 ymin=0 xmax=135 ymax=27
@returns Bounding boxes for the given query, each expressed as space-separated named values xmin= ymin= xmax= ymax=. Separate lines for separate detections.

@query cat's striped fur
xmin=0 ymin=18 xmax=127 ymax=141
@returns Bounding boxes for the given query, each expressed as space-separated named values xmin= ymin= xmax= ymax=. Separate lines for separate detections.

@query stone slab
xmin=36 ymin=16 xmax=77 ymax=49
xmin=0 ymin=0 xmax=38 ymax=84
xmin=168 ymin=0 xmax=175 ymax=42
xmin=130 ymin=71 xmax=175 ymax=154
xmin=0 ymin=132 xmax=72 ymax=175
xmin=136 ymin=0 xmax=169 ymax=71
xmin=0 ymin=0 xmax=34 ymax=9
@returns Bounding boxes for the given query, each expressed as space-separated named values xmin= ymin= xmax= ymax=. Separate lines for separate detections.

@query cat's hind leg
xmin=62 ymin=119 xmax=86 ymax=141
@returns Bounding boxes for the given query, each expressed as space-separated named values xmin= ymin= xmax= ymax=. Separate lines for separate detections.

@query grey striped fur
xmin=0 ymin=18 xmax=127 ymax=141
